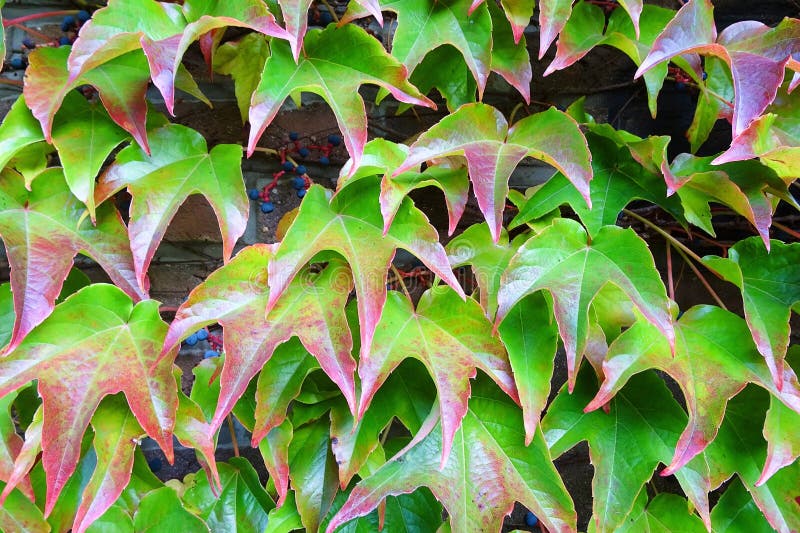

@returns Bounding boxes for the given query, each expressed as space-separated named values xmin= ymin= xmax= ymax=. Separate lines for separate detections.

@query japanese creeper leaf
xmin=259 ymin=420 xmax=293 ymax=508
xmin=0 ymin=168 xmax=143 ymax=353
xmin=212 ymin=33 xmax=271 ymax=123
xmin=703 ymin=238 xmax=800 ymax=391
xmin=0 ymin=390 xmax=32 ymax=500
xmin=0 ymin=97 xmax=45 ymax=173
xmin=0 ymin=482 xmax=49 ymax=533
xmin=24 ymin=45 xmax=204 ymax=154
xmin=761 ymin=379 xmax=800 ymax=486
xmin=405 ymin=46 xmax=479 ymax=113
xmin=267 ymin=178 xmax=463 ymax=364
xmin=341 ymin=0 xmax=493 ymax=99
xmin=328 ymin=376 xmax=576 ymax=533
xmin=0 ymin=405 xmax=41 ymax=508
xmin=134 ymin=486 xmax=210 ymax=532
xmin=96 ymin=124 xmax=247 ymax=291
xmin=161 ymin=245 xmax=356 ymax=444
xmin=636 ymin=0 xmax=800 ymax=138
xmin=68 ymin=0 xmax=287 ymax=117
xmin=497 ymin=218 xmax=674 ymax=391
xmin=289 ymin=416 xmax=339 ymax=532
xmin=615 ymin=492 xmax=706 ymax=533
xmin=487 ymin=0 xmax=532 ymax=104
xmin=586 ymin=306 xmax=800 ymax=479
xmin=711 ymin=478 xmax=774 ymax=532
xmin=704 ymin=386 xmax=800 ymax=533
xmin=395 ymin=103 xmax=592 ymax=243
xmin=544 ymin=366 xmax=712 ymax=532
xmin=247 ymin=24 xmax=433 ymax=169
xmin=0 ymin=284 xmax=177 ymax=517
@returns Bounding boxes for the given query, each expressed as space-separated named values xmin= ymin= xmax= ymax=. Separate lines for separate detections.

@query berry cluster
xmin=183 ymin=327 xmax=223 ymax=358
xmin=8 ymin=10 xmax=91 ymax=71
xmin=669 ymin=66 xmax=707 ymax=91
xmin=248 ymin=131 xmax=342 ymax=213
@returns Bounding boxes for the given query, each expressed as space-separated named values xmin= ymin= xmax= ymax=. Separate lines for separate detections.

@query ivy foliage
xmin=0 ymin=0 xmax=798 ymax=531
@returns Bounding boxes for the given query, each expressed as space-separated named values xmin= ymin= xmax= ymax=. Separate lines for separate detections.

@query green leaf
xmin=133 ymin=486 xmax=210 ymax=532
xmin=614 ymin=492 xmax=705 ymax=533
xmin=0 ymin=285 xmax=177 ymax=515
xmin=267 ymin=178 xmax=463 ymax=365
xmin=511 ymin=133 xmax=684 ymax=237
xmin=543 ymin=367 xmax=709 ymax=532
xmin=396 ymin=103 xmax=592 ymax=242
xmin=247 ymin=24 xmax=433 ymax=167
xmin=0 ymin=96 xmax=45 ymax=172
xmin=289 ymin=417 xmax=339 ymax=532
xmin=161 ymin=245 xmax=356 ymax=441
xmin=328 ymin=376 xmax=576 ymax=533
xmin=342 ymin=0 xmax=492 ymax=97
xmin=687 ymin=56 xmax=734 ymax=152
xmin=212 ymin=33 xmax=270 ymax=122
xmin=259 ymin=420 xmax=293 ymax=507
xmin=710 ymin=478 xmax=774 ymax=532
xmin=0 ymin=482 xmax=50 ymax=533
xmin=406 ymin=46 xmax=478 ymax=112
xmin=703 ymin=238 xmax=800 ymax=389
xmin=264 ymin=490 xmax=304 ymax=533
xmin=322 ymin=484 xmax=444 ymax=532
xmin=587 ymin=306 xmax=800 ymax=477
xmin=182 ymin=457 xmax=274 ymax=532
xmin=497 ymin=218 xmax=673 ymax=390
xmin=0 ymin=168 xmax=143 ymax=353
xmin=363 ymin=287 xmax=516 ymax=466
xmin=96 ymin=124 xmax=246 ymax=289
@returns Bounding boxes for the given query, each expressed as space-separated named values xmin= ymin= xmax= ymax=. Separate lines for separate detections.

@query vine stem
xmin=0 ymin=78 xmax=23 ymax=87
xmin=671 ymin=244 xmax=727 ymax=310
xmin=3 ymin=10 xmax=79 ymax=27
xmin=773 ymin=220 xmax=800 ymax=240
xmin=319 ymin=0 xmax=340 ymax=23
xmin=666 ymin=241 xmax=675 ymax=301
xmin=10 ymin=23 xmax=53 ymax=42
xmin=390 ymin=264 xmax=412 ymax=301
xmin=227 ymin=414 xmax=240 ymax=457
xmin=249 ymin=146 xmax=278 ymax=156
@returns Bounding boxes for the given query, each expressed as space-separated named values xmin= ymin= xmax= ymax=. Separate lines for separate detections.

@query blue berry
xmin=22 ymin=38 xmax=35 ymax=49
xmin=282 ymin=161 xmax=295 ymax=172
xmin=524 ymin=511 xmax=538 ymax=527
xmin=319 ymin=11 xmax=333 ymax=25
xmin=204 ymin=349 xmax=219 ymax=359
xmin=77 ymin=10 xmax=91 ymax=23
xmin=261 ymin=201 xmax=275 ymax=213
xmin=295 ymin=165 xmax=307 ymax=175
xmin=298 ymin=147 xmax=310 ymax=158
xmin=148 ymin=458 xmax=162 ymax=472
xmin=61 ymin=15 xmax=76 ymax=32
xmin=185 ymin=333 xmax=199 ymax=346
xmin=297 ymin=189 xmax=307 ymax=198
xmin=289 ymin=131 xmax=299 ymax=141
xmin=196 ymin=329 xmax=208 ymax=341
xmin=10 ymin=57 xmax=26 ymax=70
xmin=248 ymin=188 xmax=260 ymax=200
xmin=292 ymin=176 xmax=306 ymax=189
xmin=319 ymin=156 xmax=330 ymax=165
xmin=59 ymin=36 xmax=71 ymax=46
xmin=702 ymin=71 xmax=708 ymax=81
xmin=327 ymin=134 xmax=342 ymax=146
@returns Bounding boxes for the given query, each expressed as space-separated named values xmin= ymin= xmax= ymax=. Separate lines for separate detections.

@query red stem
xmin=4 ymin=10 xmax=79 ymax=27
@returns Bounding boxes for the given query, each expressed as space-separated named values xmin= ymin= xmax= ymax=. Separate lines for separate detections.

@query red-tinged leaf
xmin=0 ymin=406 xmax=42 ymax=505
xmin=545 ymin=1 xmax=606 ymax=76
xmin=173 ymin=369 xmax=221 ymax=491
xmin=396 ymin=103 xmax=592 ymax=242
xmin=360 ymin=286 xmax=517 ymax=466
xmin=0 ymin=284 xmax=177 ymax=515
xmin=704 ymin=386 xmax=800 ymax=532
xmin=470 ymin=0 xmax=532 ymax=44
xmin=289 ymin=417 xmax=339 ymax=532
xmin=277 ymin=0 xmax=313 ymax=60
xmin=511 ymin=132 xmax=685 ymax=238
xmin=538 ymin=0 xmax=573 ymax=59
xmin=72 ymin=396 xmax=143 ymax=533
xmin=0 ymin=391 xmax=33 ymax=500
xmin=488 ymin=0 xmax=531 ymax=103
xmin=497 ymin=218 xmax=674 ymax=390
xmin=0 ymin=482 xmax=49 ymax=533
xmin=96 ymin=124 xmax=247 ymax=290
xmin=687 ymin=56 xmax=734 ymax=152
xmin=267 ymin=178 xmax=463 ymax=363
xmin=247 ymin=24 xmax=433 ymax=168
xmin=760 ymin=385 xmax=800 ymax=486
xmin=331 ymin=361 xmax=436 ymax=488
xmin=212 ymin=33 xmax=271 ymax=122
xmin=587 ymin=306 xmax=800 ymax=477
xmin=703 ymin=238 xmax=800 ymax=389
xmin=544 ymin=366 xmax=712 ymax=532
xmin=259 ymin=420 xmax=293 ymax=508
xmin=637 ymin=0 xmax=799 ymax=136
xmin=0 ymin=168 xmax=143 ymax=353
xmin=710 ymin=478 xmax=775 ymax=532
xmin=341 ymin=0 xmax=493 ymax=96
xmin=161 ymin=245 xmax=356 ymax=441
xmin=328 ymin=376 xmax=576 ymax=533
xmin=0 ymin=97 xmax=45 ymax=172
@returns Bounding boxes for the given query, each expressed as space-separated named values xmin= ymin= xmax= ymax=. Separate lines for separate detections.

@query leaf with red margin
xmin=289 ymin=417 xmax=339 ymax=532
xmin=0 ymin=482 xmax=49 ymax=533
xmin=248 ymin=24 xmax=432 ymax=168
xmin=488 ymin=0 xmax=532 ymax=103
xmin=703 ymin=238 xmax=800 ymax=389
xmin=96 ymin=124 xmax=247 ymax=291
xmin=586 ymin=306 xmax=800 ymax=479
xmin=395 ymin=103 xmax=592 ymax=242
xmin=544 ymin=365 xmax=714 ymax=532
xmin=469 ymin=0 xmax=532 ymax=44
xmin=496 ymin=218 xmax=673 ymax=391
xmin=276 ymin=0 xmax=313 ymax=61
xmin=636 ymin=0 xmax=800 ymax=136
xmin=267 ymin=178 xmax=463 ymax=364
xmin=258 ymin=420 xmax=293 ymax=508
xmin=160 ymin=244 xmax=356 ymax=443
xmin=72 ymin=395 xmax=143 ymax=533
xmin=360 ymin=286 xmax=515 ymax=467
xmin=0 ymin=168 xmax=144 ymax=353
xmin=0 ymin=284 xmax=177 ymax=516
xmin=24 ymin=46 xmax=204 ymax=154
xmin=328 ymin=375 xmax=576 ymax=533
xmin=67 ymin=0 xmax=286 ymax=116
xmin=760 ymin=373 xmax=800 ymax=486
xmin=341 ymin=0 xmax=492 ymax=98
xmin=704 ymin=386 xmax=800 ymax=532
xmin=0 ymin=406 xmax=41 ymax=506
xmin=0 ymin=391 xmax=32 ymax=500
